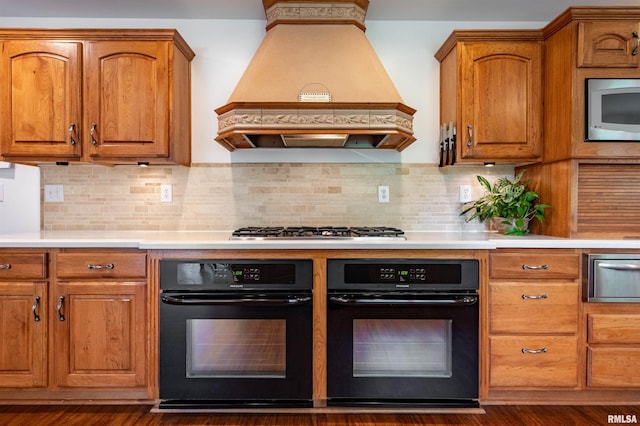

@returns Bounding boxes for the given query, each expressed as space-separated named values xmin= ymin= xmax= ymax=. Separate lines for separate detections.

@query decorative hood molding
xmin=214 ymin=0 xmax=417 ymax=150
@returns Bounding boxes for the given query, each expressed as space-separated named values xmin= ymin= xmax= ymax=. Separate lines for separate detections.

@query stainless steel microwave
xmin=586 ymin=78 xmax=640 ymax=141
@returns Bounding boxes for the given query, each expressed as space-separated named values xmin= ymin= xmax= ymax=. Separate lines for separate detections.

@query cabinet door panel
xmin=459 ymin=42 xmax=542 ymax=161
xmin=0 ymin=282 xmax=47 ymax=388
xmin=588 ymin=347 xmax=640 ymax=387
xmin=489 ymin=335 xmax=579 ymax=387
xmin=54 ymin=281 xmax=146 ymax=388
xmin=84 ymin=41 xmax=170 ymax=159
xmin=490 ymin=282 xmax=578 ymax=334
xmin=578 ymin=20 xmax=640 ymax=68
xmin=0 ymin=41 xmax=82 ymax=158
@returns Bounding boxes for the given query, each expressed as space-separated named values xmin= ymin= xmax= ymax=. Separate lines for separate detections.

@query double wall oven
xmin=158 ymin=227 xmax=481 ymax=410
xmin=327 ymin=258 xmax=480 ymax=407
xmin=159 ymin=259 xmax=313 ymax=409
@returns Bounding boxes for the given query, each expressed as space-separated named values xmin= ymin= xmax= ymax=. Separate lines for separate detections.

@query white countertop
xmin=1 ymin=230 xmax=639 ymax=250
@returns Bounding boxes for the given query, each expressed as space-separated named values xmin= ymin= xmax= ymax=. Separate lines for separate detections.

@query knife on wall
xmin=438 ymin=123 xmax=445 ymax=167
xmin=448 ymin=121 xmax=456 ymax=166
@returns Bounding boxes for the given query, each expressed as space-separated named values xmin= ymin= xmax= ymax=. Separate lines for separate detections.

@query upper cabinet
xmin=0 ymin=29 xmax=195 ymax=166
xmin=435 ymin=31 xmax=543 ymax=165
xmin=577 ymin=20 xmax=640 ymax=68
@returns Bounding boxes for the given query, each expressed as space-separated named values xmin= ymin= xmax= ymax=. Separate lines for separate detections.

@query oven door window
xmin=353 ymin=319 xmax=452 ymax=378
xmin=187 ymin=319 xmax=286 ymax=378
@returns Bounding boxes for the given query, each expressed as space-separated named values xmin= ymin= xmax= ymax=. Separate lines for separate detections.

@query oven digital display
xmin=344 ymin=264 xmax=462 ymax=285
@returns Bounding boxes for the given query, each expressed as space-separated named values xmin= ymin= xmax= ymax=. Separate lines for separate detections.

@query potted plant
xmin=460 ymin=170 xmax=550 ymax=235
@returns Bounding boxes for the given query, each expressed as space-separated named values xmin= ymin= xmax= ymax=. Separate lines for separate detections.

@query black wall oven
xmin=159 ymin=259 xmax=313 ymax=409
xmin=327 ymin=258 xmax=479 ymax=408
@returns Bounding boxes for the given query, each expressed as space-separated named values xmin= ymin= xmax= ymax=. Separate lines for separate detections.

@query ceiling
xmin=1 ymin=0 xmax=639 ymax=22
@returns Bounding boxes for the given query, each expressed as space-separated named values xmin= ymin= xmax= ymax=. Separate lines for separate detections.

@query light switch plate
xmin=44 ymin=184 xmax=64 ymax=202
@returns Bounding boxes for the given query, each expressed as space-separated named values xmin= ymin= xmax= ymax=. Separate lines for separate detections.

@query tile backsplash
xmin=39 ymin=163 xmax=513 ymax=232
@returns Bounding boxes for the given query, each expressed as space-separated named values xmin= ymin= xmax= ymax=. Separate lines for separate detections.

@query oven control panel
xmin=160 ymin=259 xmax=314 ymax=290
xmin=342 ymin=263 xmax=464 ymax=285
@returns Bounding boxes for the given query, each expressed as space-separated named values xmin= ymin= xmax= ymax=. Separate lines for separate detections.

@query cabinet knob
xmin=32 ymin=296 xmax=41 ymax=322
xmin=522 ymin=293 xmax=548 ymax=300
xmin=90 ymin=123 xmax=98 ymax=145
xmin=522 ymin=347 xmax=548 ymax=354
xmin=57 ymin=296 xmax=65 ymax=321
xmin=87 ymin=263 xmax=115 ymax=270
xmin=522 ymin=264 xmax=549 ymax=270
xmin=68 ymin=123 xmax=76 ymax=145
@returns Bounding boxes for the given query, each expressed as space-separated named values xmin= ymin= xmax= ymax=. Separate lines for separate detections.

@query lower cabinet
xmin=0 ymin=249 xmax=149 ymax=400
xmin=488 ymin=250 xmax=581 ymax=392
xmin=587 ymin=312 xmax=640 ymax=388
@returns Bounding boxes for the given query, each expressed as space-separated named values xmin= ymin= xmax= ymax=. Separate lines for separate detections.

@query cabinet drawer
xmin=490 ymin=282 xmax=578 ymax=333
xmin=588 ymin=347 xmax=640 ymax=387
xmin=490 ymin=253 xmax=579 ymax=279
xmin=489 ymin=335 xmax=578 ymax=387
xmin=56 ymin=251 xmax=147 ymax=279
xmin=589 ymin=314 xmax=640 ymax=344
xmin=0 ymin=253 xmax=48 ymax=280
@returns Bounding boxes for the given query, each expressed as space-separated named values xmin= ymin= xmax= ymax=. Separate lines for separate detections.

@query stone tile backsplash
xmin=39 ymin=163 xmax=513 ymax=232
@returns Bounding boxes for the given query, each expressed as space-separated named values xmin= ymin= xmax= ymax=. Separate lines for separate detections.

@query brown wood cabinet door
xmin=458 ymin=41 xmax=542 ymax=161
xmin=0 ymin=40 xmax=82 ymax=159
xmin=83 ymin=41 xmax=170 ymax=160
xmin=53 ymin=281 xmax=146 ymax=388
xmin=0 ymin=282 xmax=47 ymax=388
xmin=578 ymin=20 xmax=640 ymax=68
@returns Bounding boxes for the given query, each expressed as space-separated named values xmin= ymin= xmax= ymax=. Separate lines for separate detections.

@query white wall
xmin=0 ymin=163 xmax=40 ymax=233
xmin=0 ymin=16 xmax=543 ymax=164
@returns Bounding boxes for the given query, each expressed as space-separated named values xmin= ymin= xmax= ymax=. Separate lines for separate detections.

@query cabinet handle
xmin=68 ymin=123 xmax=76 ymax=145
xmin=522 ymin=293 xmax=548 ymax=300
xmin=57 ymin=296 xmax=65 ymax=321
xmin=0 ymin=264 xmax=11 ymax=270
xmin=87 ymin=263 xmax=115 ymax=270
xmin=90 ymin=123 xmax=98 ymax=145
xmin=522 ymin=264 xmax=549 ymax=270
xmin=522 ymin=347 xmax=547 ymax=354
xmin=633 ymin=31 xmax=639 ymax=56
xmin=466 ymin=125 xmax=473 ymax=147
xmin=32 ymin=296 xmax=41 ymax=322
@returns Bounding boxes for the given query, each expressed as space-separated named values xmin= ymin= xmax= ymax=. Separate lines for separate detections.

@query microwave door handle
xmin=161 ymin=294 xmax=312 ymax=306
xmin=329 ymin=295 xmax=478 ymax=306
xmin=597 ymin=262 xmax=640 ymax=271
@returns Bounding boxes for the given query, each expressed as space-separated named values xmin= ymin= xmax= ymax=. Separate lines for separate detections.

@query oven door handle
xmin=328 ymin=295 xmax=478 ymax=306
xmin=160 ymin=294 xmax=312 ymax=306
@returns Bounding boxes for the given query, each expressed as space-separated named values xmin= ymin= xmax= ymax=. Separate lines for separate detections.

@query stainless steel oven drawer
xmin=584 ymin=254 xmax=640 ymax=302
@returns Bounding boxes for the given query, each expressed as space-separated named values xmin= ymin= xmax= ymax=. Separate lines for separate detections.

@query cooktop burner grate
xmin=230 ymin=226 xmax=405 ymax=240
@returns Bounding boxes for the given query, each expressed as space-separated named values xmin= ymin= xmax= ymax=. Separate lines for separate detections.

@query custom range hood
xmin=215 ymin=0 xmax=416 ymax=150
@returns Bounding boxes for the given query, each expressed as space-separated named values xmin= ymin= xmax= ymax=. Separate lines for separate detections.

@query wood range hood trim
xmin=214 ymin=0 xmax=417 ymax=151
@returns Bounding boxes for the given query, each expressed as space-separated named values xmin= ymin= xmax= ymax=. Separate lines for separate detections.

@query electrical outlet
xmin=160 ymin=184 xmax=172 ymax=203
xmin=459 ymin=185 xmax=472 ymax=203
xmin=378 ymin=185 xmax=390 ymax=203
xmin=44 ymin=184 xmax=64 ymax=202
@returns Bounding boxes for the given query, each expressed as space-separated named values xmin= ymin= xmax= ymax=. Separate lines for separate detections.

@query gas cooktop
xmin=230 ymin=226 xmax=406 ymax=241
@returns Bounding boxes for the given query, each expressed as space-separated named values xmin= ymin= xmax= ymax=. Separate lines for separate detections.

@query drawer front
xmin=490 ymin=253 xmax=579 ymax=279
xmin=589 ymin=314 xmax=640 ymax=344
xmin=0 ymin=253 xmax=48 ymax=280
xmin=56 ymin=252 xmax=147 ymax=279
xmin=588 ymin=347 xmax=640 ymax=387
xmin=490 ymin=282 xmax=578 ymax=333
xmin=489 ymin=335 xmax=579 ymax=387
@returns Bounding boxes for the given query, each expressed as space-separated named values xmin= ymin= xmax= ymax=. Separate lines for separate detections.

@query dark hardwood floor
xmin=0 ymin=405 xmax=639 ymax=425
